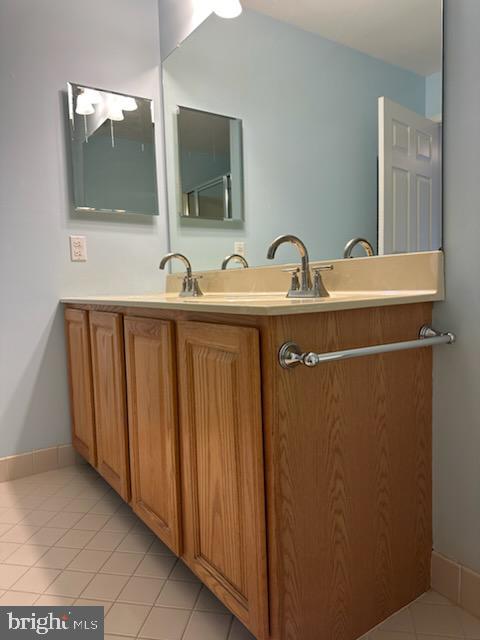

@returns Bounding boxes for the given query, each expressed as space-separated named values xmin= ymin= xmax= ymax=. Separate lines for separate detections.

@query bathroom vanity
xmin=62 ymin=251 xmax=445 ymax=640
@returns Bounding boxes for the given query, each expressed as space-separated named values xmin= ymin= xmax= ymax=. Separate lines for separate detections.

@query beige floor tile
xmin=104 ymin=635 xmax=135 ymax=640
xmin=85 ymin=530 xmax=126 ymax=552
xmin=30 ymin=486 xmax=61 ymax=499
xmin=54 ymin=485 xmax=85 ymax=499
xmin=64 ymin=498 xmax=100 ymax=513
xmin=195 ymin=586 xmax=230 ymax=614
xmin=102 ymin=514 xmax=136 ymax=533
xmin=155 ymin=580 xmax=201 ymax=609
xmin=20 ymin=510 xmax=56 ymax=527
xmin=0 ymin=523 xmax=14 ymax=537
xmin=81 ymin=573 xmax=129 ymax=600
xmin=410 ymin=602 xmax=465 ymax=636
xmin=105 ymin=602 xmax=151 ymax=637
xmin=73 ymin=513 xmax=111 ymax=531
xmin=117 ymin=533 xmax=154 ymax=554
xmin=0 ymin=508 xmax=31 ymax=524
xmin=139 ymin=606 xmax=190 ymax=640
xmin=11 ymin=567 xmax=60 ymax=593
xmin=148 ymin=539 xmax=175 ymax=556
xmin=378 ymin=608 xmax=415 ymax=633
xmin=1 ymin=524 xmax=39 ymax=543
xmin=88 ymin=499 xmax=122 ymax=516
xmin=45 ymin=570 xmax=95 ymax=598
xmin=75 ymin=598 xmax=113 ymax=614
xmin=416 ymin=636 xmax=463 ymax=640
xmin=183 ymin=611 xmax=232 ymax=640
xmin=371 ymin=632 xmax=415 ymax=640
xmin=135 ymin=555 xmax=176 ymax=579
xmin=35 ymin=547 xmax=80 ymax=569
xmin=5 ymin=544 xmax=50 ymax=566
xmin=132 ymin=520 xmax=156 ymax=537
xmin=0 ymin=541 xmax=21 ymax=561
xmin=35 ymin=594 xmax=76 ymax=606
xmin=0 ymin=590 xmax=38 ymax=605
xmin=38 ymin=496 xmax=73 ymax=511
xmin=28 ymin=527 xmax=68 ymax=546
xmin=67 ymin=549 xmax=111 ymax=573
xmin=416 ymin=589 xmax=453 ymax=605
xmin=0 ymin=564 xmax=29 ymax=589
xmin=76 ymin=487 xmax=110 ymax=500
xmin=169 ymin=560 xmax=200 ymax=583
xmin=228 ymin=619 xmax=256 ymax=640
xmin=118 ymin=576 xmax=164 ymax=605
xmin=100 ymin=551 xmax=144 ymax=576
xmin=46 ymin=511 xmax=83 ymax=529
xmin=55 ymin=529 xmax=96 ymax=549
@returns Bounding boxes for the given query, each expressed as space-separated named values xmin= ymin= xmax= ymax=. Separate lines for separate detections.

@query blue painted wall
xmin=426 ymin=71 xmax=443 ymax=118
xmin=163 ymin=10 xmax=428 ymax=269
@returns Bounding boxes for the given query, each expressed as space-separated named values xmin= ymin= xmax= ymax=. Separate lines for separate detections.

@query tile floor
xmin=0 ymin=464 xmax=478 ymax=640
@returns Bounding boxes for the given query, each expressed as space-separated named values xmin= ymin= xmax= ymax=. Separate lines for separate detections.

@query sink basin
xmin=184 ymin=292 xmax=285 ymax=303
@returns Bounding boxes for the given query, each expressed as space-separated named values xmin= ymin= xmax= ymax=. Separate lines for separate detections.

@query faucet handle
xmin=282 ymin=267 xmax=301 ymax=292
xmin=312 ymin=264 xmax=334 ymax=273
xmin=312 ymin=265 xmax=333 ymax=298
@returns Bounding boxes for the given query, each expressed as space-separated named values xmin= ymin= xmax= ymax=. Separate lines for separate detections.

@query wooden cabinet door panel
xmin=64 ymin=309 xmax=96 ymax=465
xmin=177 ymin=321 xmax=269 ymax=640
xmin=124 ymin=317 xmax=181 ymax=554
xmin=89 ymin=311 xmax=130 ymax=501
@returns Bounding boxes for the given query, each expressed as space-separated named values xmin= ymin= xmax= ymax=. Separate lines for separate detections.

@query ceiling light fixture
xmin=212 ymin=0 xmax=242 ymax=19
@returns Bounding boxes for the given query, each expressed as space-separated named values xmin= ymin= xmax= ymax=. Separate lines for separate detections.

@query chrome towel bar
xmin=278 ymin=325 xmax=456 ymax=369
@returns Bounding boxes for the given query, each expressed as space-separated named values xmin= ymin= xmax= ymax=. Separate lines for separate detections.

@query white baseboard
xmin=432 ymin=550 xmax=480 ymax=619
xmin=0 ymin=444 xmax=86 ymax=481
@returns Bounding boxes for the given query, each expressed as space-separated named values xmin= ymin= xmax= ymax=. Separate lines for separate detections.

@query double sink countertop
xmin=61 ymin=251 xmax=444 ymax=316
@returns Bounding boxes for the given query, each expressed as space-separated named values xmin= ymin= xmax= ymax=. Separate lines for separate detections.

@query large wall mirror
xmin=68 ymin=83 xmax=159 ymax=216
xmin=162 ymin=0 xmax=443 ymax=270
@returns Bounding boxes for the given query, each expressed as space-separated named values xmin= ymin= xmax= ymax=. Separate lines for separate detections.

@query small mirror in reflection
xmin=177 ymin=106 xmax=243 ymax=221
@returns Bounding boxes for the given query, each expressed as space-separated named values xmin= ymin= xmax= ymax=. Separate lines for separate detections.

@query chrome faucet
xmin=159 ymin=252 xmax=203 ymax=297
xmin=266 ymin=234 xmax=333 ymax=298
xmin=343 ymin=237 xmax=374 ymax=259
xmin=221 ymin=254 xmax=249 ymax=270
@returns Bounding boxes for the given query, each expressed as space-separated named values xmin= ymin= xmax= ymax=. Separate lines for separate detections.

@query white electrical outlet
xmin=234 ymin=241 xmax=245 ymax=256
xmin=69 ymin=235 xmax=87 ymax=262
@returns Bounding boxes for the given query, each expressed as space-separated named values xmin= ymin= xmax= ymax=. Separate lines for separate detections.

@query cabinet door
xmin=177 ymin=321 xmax=269 ymax=639
xmin=89 ymin=311 xmax=130 ymax=501
xmin=64 ymin=309 xmax=96 ymax=466
xmin=124 ymin=317 xmax=181 ymax=555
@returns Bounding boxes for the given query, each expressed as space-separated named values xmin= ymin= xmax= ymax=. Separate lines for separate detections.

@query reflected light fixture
xmin=83 ymin=88 xmax=102 ymax=104
xmin=75 ymin=93 xmax=94 ymax=116
xmin=107 ymin=103 xmax=124 ymax=121
xmin=105 ymin=94 xmax=125 ymax=121
xmin=212 ymin=0 xmax=242 ymax=19
xmin=117 ymin=96 xmax=137 ymax=111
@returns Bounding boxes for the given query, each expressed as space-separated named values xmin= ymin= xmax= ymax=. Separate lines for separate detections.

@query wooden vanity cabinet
xmin=64 ymin=308 xmax=97 ymax=466
xmin=177 ymin=321 xmax=269 ymax=639
xmin=64 ymin=302 xmax=433 ymax=640
xmin=124 ymin=316 xmax=182 ymax=555
xmin=89 ymin=311 xmax=130 ymax=501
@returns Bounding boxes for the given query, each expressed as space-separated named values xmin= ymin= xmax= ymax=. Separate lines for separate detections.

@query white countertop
xmin=61 ymin=288 xmax=442 ymax=316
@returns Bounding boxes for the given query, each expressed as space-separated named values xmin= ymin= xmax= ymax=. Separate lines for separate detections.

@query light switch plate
xmin=69 ymin=235 xmax=87 ymax=261
xmin=234 ymin=241 xmax=245 ymax=256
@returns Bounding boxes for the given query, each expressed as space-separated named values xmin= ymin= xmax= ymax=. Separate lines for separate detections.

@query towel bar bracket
xmin=278 ymin=324 xmax=456 ymax=369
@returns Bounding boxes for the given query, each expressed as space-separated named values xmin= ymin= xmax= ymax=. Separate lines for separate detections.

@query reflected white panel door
xmin=378 ymin=96 xmax=441 ymax=254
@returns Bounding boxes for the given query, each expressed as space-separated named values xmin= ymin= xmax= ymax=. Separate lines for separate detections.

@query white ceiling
xmin=242 ymin=0 xmax=442 ymax=76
